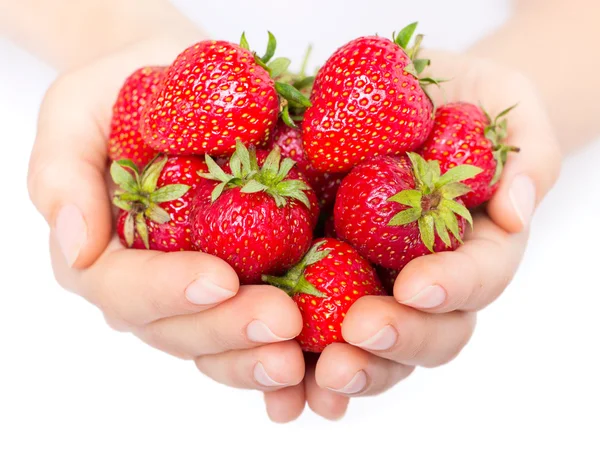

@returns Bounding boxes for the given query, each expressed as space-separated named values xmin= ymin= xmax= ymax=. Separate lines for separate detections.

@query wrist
xmin=65 ymin=2 xmax=206 ymax=70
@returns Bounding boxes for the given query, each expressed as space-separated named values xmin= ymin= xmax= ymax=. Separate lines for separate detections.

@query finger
xmin=70 ymin=241 xmax=239 ymax=327
xmin=315 ymin=343 xmax=414 ymax=397
xmin=304 ymin=356 xmax=349 ymax=421
xmin=28 ymin=76 xmax=112 ymax=269
xmin=264 ymin=384 xmax=306 ymax=424
xmin=138 ymin=285 xmax=302 ymax=358
xmin=393 ymin=214 xmax=527 ymax=313
xmin=342 ymin=296 xmax=476 ymax=368
xmin=194 ymin=341 xmax=305 ymax=391
xmin=486 ymin=80 xmax=562 ymax=233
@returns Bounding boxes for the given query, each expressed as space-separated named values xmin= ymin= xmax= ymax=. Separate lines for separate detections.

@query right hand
xmin=27 ymin=35 xmax=306 ymax=398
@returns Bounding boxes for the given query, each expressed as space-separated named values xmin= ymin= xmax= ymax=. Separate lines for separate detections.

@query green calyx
xmin=200 ymin=140 xmax=312 ymax=209
xmin=262 ymin=241 xmax=331 ymax=297
xmin=276 ymin=45 xmax=316 ymax=128
xmin=240 ymin=32 xmax=312 ymax=127
xmin=387 ymin=152 xmax=483 ymax=253
xmin=110 ymin=156 xmax=190 ymax=249
xmin=393 ymin=22 xmax=445 ymax=91
xmin=483 ymin=104 xmax=520 ymax=185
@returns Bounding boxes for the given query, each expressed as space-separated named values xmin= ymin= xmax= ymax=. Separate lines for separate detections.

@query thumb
xmin=28 ymin=78 xmax=112 ymax=269
xmin=486 ymin=88 xmax=562 ymax=233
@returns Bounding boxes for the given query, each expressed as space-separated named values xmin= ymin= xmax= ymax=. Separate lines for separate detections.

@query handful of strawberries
xmin=108 ymin=24 xmax=517 ymax=353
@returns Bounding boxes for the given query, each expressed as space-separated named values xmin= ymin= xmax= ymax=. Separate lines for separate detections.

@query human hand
xmin=263 ymin=50 xmax=562 ymax=422
xmin=27 ymin=35 xmax=306 ymax=396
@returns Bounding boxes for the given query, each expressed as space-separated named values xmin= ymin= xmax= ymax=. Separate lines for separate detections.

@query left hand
xmin=263 ymin=50 xmax=562 ymax=422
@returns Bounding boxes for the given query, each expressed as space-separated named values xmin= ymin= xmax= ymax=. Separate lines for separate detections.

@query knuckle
xmin=27 ymin=159 xmax=62 ymax=211
xmin=397 ymin=313 xmax=432 ymax=362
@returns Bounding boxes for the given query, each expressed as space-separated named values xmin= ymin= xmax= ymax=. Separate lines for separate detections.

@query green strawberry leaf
xmin=116 ymin=159 xmax=140 ymax=177
xmin=110 ymin=161 xmax=138 ymax=193
xmin=140 ymin=156 xmax=169 ymax=194
xmin=388 ymin=207 xmax=422 ymax=226
xmin=418 ymin=215 xmax=435 ymax=253
xmin=439 ymin=208 xmax=462 ymax=243
xmin=437 ymin=164 xmax=482 ymax=186
xmin=124 ymin=212 xmax=135 ymax=247
xmin=278 ymin=185 xmax=311 ymax=209
xmin=395 ymin=22 xmax=418 ymax=49
xmin=275 ymin=82 xmax=312 ymax=108
xmin=412 ymin=58 xmax=430 ymax=75
xmin=293 ymin=76 xmax=315 ymax=91
xmin=240 ymin=32 xmax=250 ymax=50
xmin=113 ymin=196 xmax=132 ymax=212
xmin=241 ymin=179 xmax=268 ymax=194
xmin=432 ymin=212 xmax=452 ymax=248
xmin=262 ymin=31 xmax=277 ymax=64
xmin=145 ymin=203 xmax=171 ymax=224
xmin=149 ymin=184 xmax=190 ymax=203
xmin=387 ymin=189 xmax=422 ymax=208
xmin=269 ymin=57 xmax=291 ymax=79
xmin=274 ymin=157 xmax=296 ymax=183
xmin=135 ymin=212 xmax=150 ymax=249
xmin=281 ymin=104 xmax=298 ymax=129
xmin=440 ymin=198 xmax=473 ymax=227
xmin=204 ymin=154 xmax=232 ymax=183
xmin=211 ymin=182 xmax=227 ymax=202
xmin=261 ymin=146 xmax=282 ymax=179
xmin=440 ymin=182 xmax=472 ymax=199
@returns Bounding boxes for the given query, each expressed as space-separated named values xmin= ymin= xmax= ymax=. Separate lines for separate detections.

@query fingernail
xmin=185 ymin=277 xmax=236 ymax=305
xmin=254 ymin=362 xmax=288 ymax=387
xmin=247 ymin=320 xmax=290 ymax=343
xmin=350 ymin=325 xmax=398 ymax=351
xmin=401 ymin=285 xmax=446 ymax=309
xmin=55 ymin=204 xmax=87 ymax=268
xmin=328 ymin=370 xmax=367 ymax=395
xmin=509 ymin=175 xmax=536 ymax=228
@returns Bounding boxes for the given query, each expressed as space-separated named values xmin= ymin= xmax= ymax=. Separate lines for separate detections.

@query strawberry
xmin=334 ymin=153 xmax=481 ymax=270
xmin=190 ymin=141 xmax=319 ymax=284
xmin=264 ymin=238 xmax=384 ymax=353
xmin=270 ymin=120 xmax=344 ymax=209
xmin=376 ymin=266 xmax=400 ymax=296
xmin=141 ymin=34 xmax=311 ymax=158
xmin=111 ymin=155 xmax=208 ymax=251
xmin=302 ymin=23 xmax=437 ymax=173
xmin=420 ymin=103 xmax=519 ymax=208
xmin=108 ymin=66 xmax=165 ymax=167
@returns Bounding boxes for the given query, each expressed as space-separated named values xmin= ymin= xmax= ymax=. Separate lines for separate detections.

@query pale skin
xmin=3 ymin=0 xmax=598 ymax=423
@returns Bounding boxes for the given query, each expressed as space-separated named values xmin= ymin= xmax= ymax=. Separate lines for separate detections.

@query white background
xmin=1 ymin=0 xmax=599 ymax=448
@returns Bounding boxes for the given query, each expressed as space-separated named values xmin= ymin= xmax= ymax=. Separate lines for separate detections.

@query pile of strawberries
xmin=109 ymin=24 xmax=517 ymax=353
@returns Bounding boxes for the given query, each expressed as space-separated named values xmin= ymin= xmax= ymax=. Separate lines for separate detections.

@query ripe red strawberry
xmin=108 ymin=66 xmax=165 ymax=167
xmin=302 ymin=23 xmax=437 ymax=173
xmin=334 ymin=153 xmax=481 ymax=270
xmin=190 ymin=141 xmax=319 ymax=284
xmin=270 ymin=120 xmax=344 ymax=209
xmin=264 ymin=238 xmax=384 ymax=353
xmin=111 ymin=155 xmax=208 ymax=251
xmin=420 ymin=103 xmax=519 ymax=208
xmin=141 ymin=34 xmax=311 ymax=158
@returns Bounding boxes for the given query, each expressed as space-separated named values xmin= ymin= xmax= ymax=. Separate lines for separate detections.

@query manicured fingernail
xmin=509 ymin=175 xmax=536 ymax=228
xmin=254 ymin=362 xmax=288 ymax=387
xmin=55 ymin=204 xmax=87 ymax=268
xmin=350 ymin=325 xmax=398 ymax=351
xmin=401 ymin=285 xmax=446 ymax=309
xmin=328 ymin=370 xmax=367 ymax=395
xmin=247 ymin=320 xmax=290 ymax=343
xmin=185 ymin=277 xmax=236 ymax=305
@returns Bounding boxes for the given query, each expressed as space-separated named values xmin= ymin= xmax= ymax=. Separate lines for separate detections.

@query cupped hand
xmin=28 ymin=36 xmax=306 ymax=397
xmin=264 ymin=50 xmax=562 ymax=422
